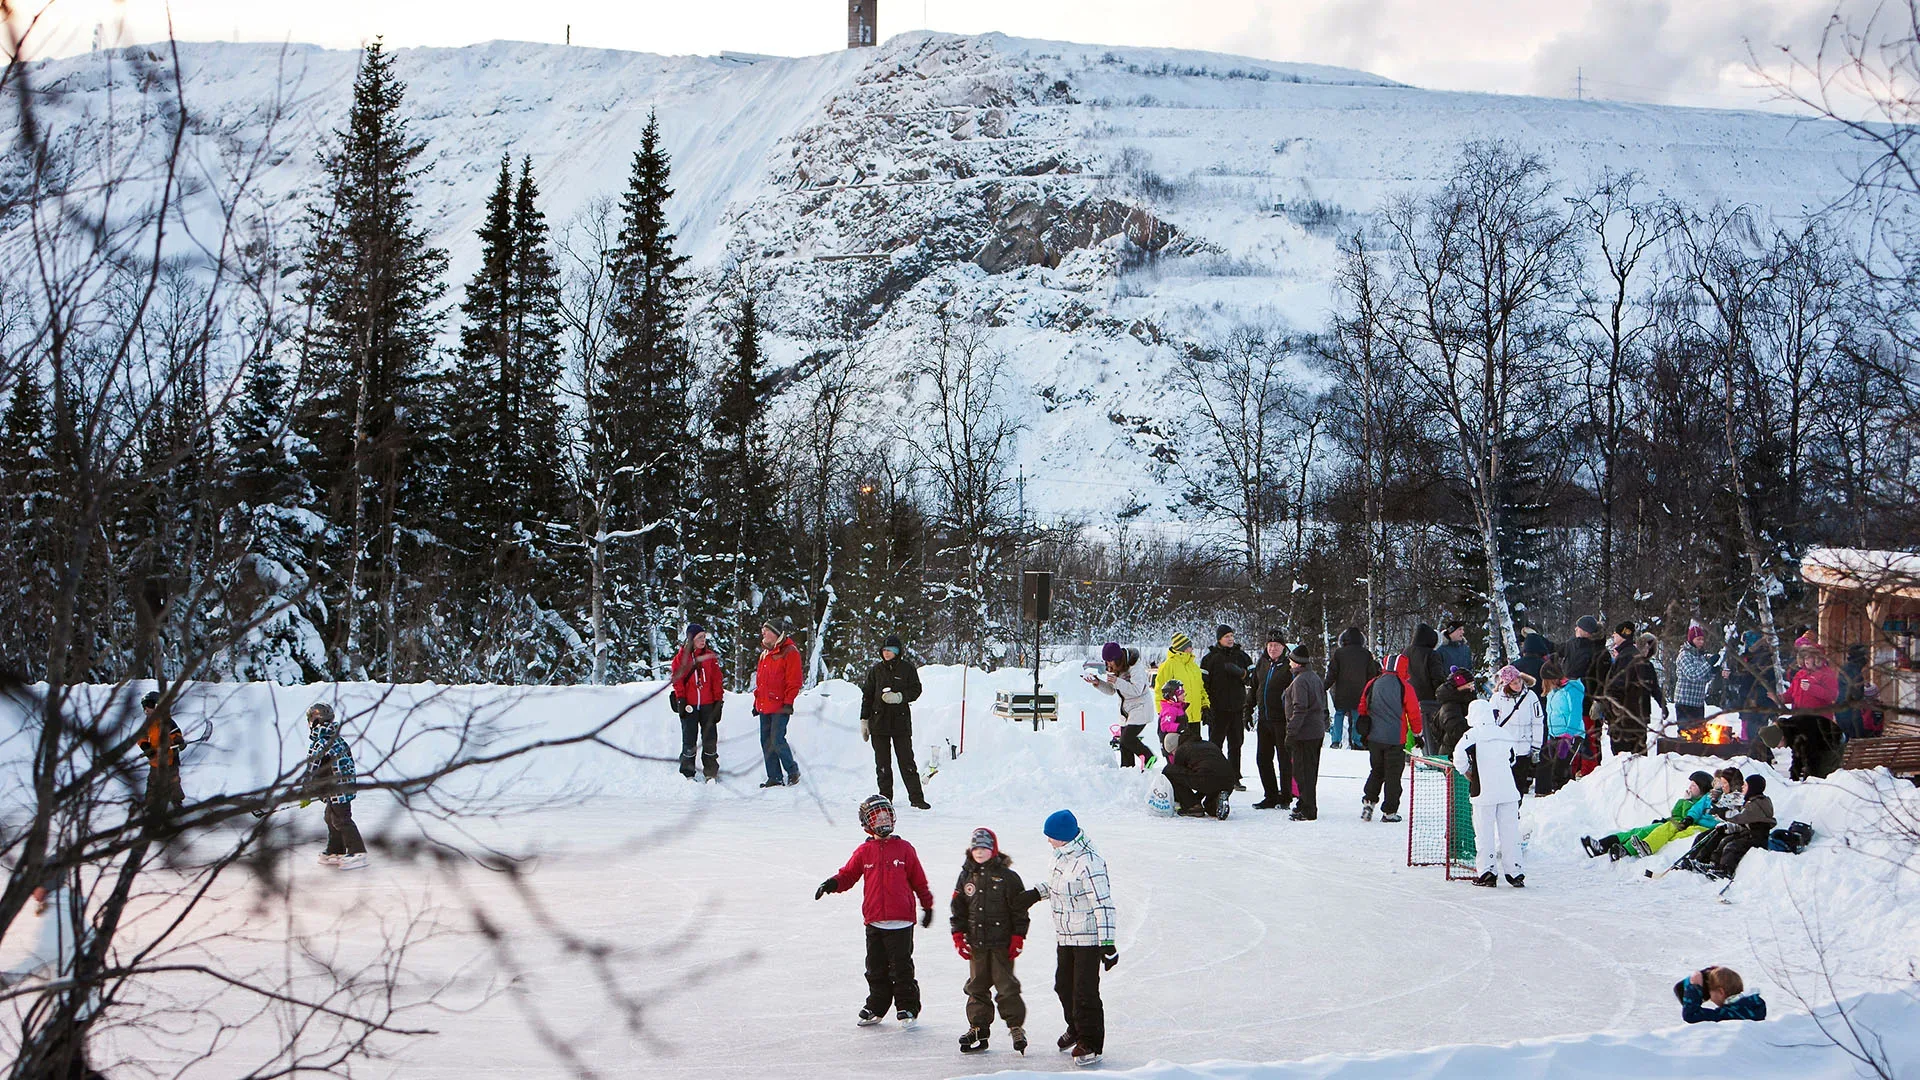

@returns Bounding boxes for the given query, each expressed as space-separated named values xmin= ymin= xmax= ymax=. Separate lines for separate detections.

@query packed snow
xmin=4 ymin=667 xmax=1915 ymax=1077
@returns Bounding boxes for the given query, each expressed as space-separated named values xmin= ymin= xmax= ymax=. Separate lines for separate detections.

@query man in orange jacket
xmin=755 ymin=619 xmax=805 ymax=788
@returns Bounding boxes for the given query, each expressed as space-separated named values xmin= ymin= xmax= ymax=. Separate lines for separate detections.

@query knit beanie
xmin=969 ymin=827 xmax=998 ymax=854
xmin=1288 ymin=644 xmax=1311 ymax=665
xmin=1744 ymin=774 xmax=1766 ymax=797
xmin=1794 ymin=632 xmax=1819 ymax=650
xmin=1687 ymin=623 xmax=1706 ymax=646
xmin=1576 ymin=615 xmax=1601 ymax=635
xmin=1044 ymin=809 xmax=1079 ymax=843
xmin=1688 ymin=770 xmax=1714 ymax=795
xmin=882 ymin=634 xmax=903 ymax=654
xmin=1215 ymin=624 xmax=1234 ymax=642
xmin=1266 ymin=628 xmax=1284 ymax=644
xmin=1170 ymin=631 xmax=1192 ymax=653
xmin=1495 ymin=664 xmax=1534 ymax=688
xmin=686 ymin=622 xmax=706 ymax=641
xmin=1101 ymin=642 xmax=1124 ymax=664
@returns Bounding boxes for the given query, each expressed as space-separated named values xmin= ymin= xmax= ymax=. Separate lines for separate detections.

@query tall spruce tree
xmin=594 ymin=110 xmax=692 ymax=671
xmin=701 ymin=288 xmax=787 ymax=673
xmin=0 ymin=376 xmax=56 ymax=676
xmin=446 ymin=154 xmax=574 ymax=679
xmin=293 ymin=40 xmax=448 ymax=678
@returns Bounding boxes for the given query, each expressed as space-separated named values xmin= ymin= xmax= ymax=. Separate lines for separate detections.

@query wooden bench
xmin=1842 ymin=722 xmax=1920 ymax=780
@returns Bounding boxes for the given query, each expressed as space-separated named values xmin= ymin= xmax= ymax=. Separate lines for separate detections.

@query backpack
xmin=1767 ymin=821 xmax=1814 ymax=854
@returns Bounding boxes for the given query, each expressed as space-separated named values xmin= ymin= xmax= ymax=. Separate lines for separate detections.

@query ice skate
xmin=1058 ymin=1030 xmax=1077 ymax=1053
xmin=959 ymin=1027 xmax=989 ymax=1053
xmin=1382 ymin=812 xmax=1402 ymax=823
xmin=1011 ymin=1026 xmax=1028 ymax=1054
xmin=332 ymin=853 xmax=368 ymax=871
xmin=1360 ymin=800 xmax=1375 ymax=821
xmin=896 ymin=1009 xmax=917 ymax=1027
xmin=317 ymin=852 xmax=341 ymax=867
xmin=857 ymin=1008 xmax=883 ymax=1026
xmin=1073 ymin=1048 xmax=1103 ymax=1067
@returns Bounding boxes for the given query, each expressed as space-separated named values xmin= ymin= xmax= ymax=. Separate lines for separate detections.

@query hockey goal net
xmin=1407 ymin=754 xmax=1475 ymax=879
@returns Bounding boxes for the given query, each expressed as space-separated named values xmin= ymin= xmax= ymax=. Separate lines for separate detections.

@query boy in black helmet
xmin=814 ymin=795 xmax=935 ymax=1026
xmin=137 ymin=690 xmax=187 ymax=809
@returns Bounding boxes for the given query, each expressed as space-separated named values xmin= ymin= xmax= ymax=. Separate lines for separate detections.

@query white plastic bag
xmin=1146 ymin=773 xmax=1176 ymax=817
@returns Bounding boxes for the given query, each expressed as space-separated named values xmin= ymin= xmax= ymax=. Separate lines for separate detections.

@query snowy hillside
xmin=8 ymin=33 xmax=1867 ymax=520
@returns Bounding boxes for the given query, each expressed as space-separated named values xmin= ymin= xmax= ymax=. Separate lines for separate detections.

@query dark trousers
xmin=1208 ymin=712 xmax=1245 ymax=778
xmin=1713 ymin=828 xmax=1765 ymax=877
xmin=964 ymin=948 xmax=1027 ymax=1030
xmin=1255 ymin=718 xmax=1291 ymax=804
xmin=1419 ymin=701 xmax=1440 ymax=757
xmin=871 ymin=725 xmax=924 ymax=803
xmin=1609 ymin=713 xmax=1648 ymax=756
xmin=1537 ymin=734 xmax=1578 ymax=796
xmin=145 ymin=765 xmax=184 ymax=810
xmin=323 ymin=801 xmax=366 ymax=855
xmin=679 ymin=703 xmax=720 ymax=779
xmin=1674 ymin=702 xmax=1707 ymax=728
xmin=1163 ymin=766 xmax=1233 ymax=812
xmin=1054 ymin=945 xmax=1105 ymax=1054
xmin=1288 ymin=738 xmax=1321 ymax=816
xmin=863 ymin=925 xmax=921 ymax=1016
xmin=1118 ymin=724 xmax=1155 ymax=766
xmin=1362 ymin=744 xmax=1406 ymax=814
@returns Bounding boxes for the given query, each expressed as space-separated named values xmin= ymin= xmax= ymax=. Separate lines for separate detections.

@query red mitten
xmin=953 ymin=932 xmax=971 ymax=959
xmin=1008 ymin=934 xmax=1024 ymax=959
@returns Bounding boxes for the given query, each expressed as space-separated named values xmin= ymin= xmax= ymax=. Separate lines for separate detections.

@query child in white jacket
xmin=1454 ymin=699 xmax=1526 ymax=888
xmin=1024 ymin=809 xmax=1117 ymax=1068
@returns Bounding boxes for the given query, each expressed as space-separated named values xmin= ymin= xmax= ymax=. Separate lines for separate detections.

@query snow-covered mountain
xmin=10 ymin=33 xmax=1867 ymax=522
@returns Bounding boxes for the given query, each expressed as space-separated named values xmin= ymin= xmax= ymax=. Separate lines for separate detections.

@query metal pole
xmin=959 ymin=665 xmax=967 ymax=754
xmin=1032 ymin=617 xmax=1042 ymax=732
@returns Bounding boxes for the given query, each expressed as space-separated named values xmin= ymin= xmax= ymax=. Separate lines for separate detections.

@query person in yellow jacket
xmin=1154 ymin=633 xmax=1210 ymax=739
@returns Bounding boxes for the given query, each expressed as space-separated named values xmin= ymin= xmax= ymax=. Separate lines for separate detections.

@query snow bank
xmin=966 ymin=986 xmax=1920 ymax=1080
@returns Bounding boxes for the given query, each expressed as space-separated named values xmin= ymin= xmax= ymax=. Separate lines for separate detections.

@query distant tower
xmin=849 ymin=0 xmax=877 ymax=48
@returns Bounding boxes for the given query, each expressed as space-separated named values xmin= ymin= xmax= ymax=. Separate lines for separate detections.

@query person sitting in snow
xmin=1581 ymin=770 xmax=1716 ymax=860
xmin=814 ymin=795 xmax=935 ymax=1027
xmin=1708 ymin=767 xmax=1745 ymax=819
xmin=1675 ymin=966 xmax=1767 ymax=1022
xmin=950 ymin=827 xmax=1032 ymax=1055
xmin=1160 ymin=732 xmax=1236 ymax=819
xmin=1674 ymin=775 xmax=1776 ymax=880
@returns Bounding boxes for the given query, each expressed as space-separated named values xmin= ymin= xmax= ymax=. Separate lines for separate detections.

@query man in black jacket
xmin=1324 ymin=627 xmax=1379 ymax=752
xmin=862 ymin=635 xmax=930 ymax=809
xmin=1200 ymin=626 xmax=1253 ymax=786
xmin=1248 ymin=630 xmax=1294 ymax=810
xmin=1602 ymin=640 xmax=1665 ymax=756
xmin=1405 ymin=623 xmax=1448 ymax=756
xmin=1162 ymin=734 xmax=1237 ymax=818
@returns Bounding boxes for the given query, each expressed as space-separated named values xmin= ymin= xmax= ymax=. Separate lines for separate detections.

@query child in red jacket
xmin=815 ymin=795 xmax=935 ymax=1026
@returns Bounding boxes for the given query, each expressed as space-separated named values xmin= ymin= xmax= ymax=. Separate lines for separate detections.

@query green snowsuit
xmin=1613 ymin=794 xmax=1714 ymax=856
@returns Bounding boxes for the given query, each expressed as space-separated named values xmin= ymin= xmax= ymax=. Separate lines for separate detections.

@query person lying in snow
xmin=1581 ymin=770 xmax=1716 ymax=860
xmin=815 ymin=794 xmax=935 ymax=1027
xmin=950 ymin=827 xmax=1032 ymax=1056
xmin=1674 ymin=966 xmax=1767 ymax=1022
xmin=1673 ymin=775 xmax=1776 ymax=880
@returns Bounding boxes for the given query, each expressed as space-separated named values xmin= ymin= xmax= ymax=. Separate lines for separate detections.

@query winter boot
xmin=1011 ymin=1027 xmax=1028 ymax=1054
xmin=758 ymin=778 xmax=784 ymax=789
xmin=910 ymin=798 xmax=932 ymax=810
xmin=857 ymin=1008 xmax=883 ymax=1026
xmin=786 ymin=772 xmax=802 ymax=786
xmin=1471 ymin=871 xmax=1498 ymax=887
xmin=1505 ymin=874 xmax=1526 ymax=888
xmin=1361 ymin=799 xmax=1376 ymax=822
xmin=959 ymin=1027 xmax=990 ymax=1054
xmin=1382 ymin=812 xmax=1402 ymax=823
xmin=897 ymin=1009 xmax=917 ymax=1027
xmin=1253 ymin=798 xmax=1283 ymax=810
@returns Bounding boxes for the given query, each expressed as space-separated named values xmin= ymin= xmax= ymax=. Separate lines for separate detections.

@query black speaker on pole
xmin=1022 ymin=570 xmax=1053 ymax=623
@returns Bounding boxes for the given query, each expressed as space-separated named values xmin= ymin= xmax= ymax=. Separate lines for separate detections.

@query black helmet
xmin=858 ymin=794 xmax=895 ymax=838
xmin=307 ymin=702 xmax=336 ymax=725
xmin=141 ymin=691 xmax=161 ymax=709
xmin=1161 ymin=679 xmax=1183 ymax=697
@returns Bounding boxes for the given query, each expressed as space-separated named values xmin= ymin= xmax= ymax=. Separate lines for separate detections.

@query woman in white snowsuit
xmin=1489 ymin=665 xmax=1545 ymax=797
xmin=1454 ymin=699 xmax=1525 ymax=887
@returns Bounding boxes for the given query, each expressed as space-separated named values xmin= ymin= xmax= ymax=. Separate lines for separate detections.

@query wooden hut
xmin=1801 ymin=547 xmax=1920 ymax=738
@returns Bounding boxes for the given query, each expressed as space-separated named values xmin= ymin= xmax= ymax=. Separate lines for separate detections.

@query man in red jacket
xmin=755 ymin=619 xmax=805 ymax=788
xmin=670 ymin=624 xmax=725 ymax=781
xmin=815 ymin=795 xmax=935 ymax=1026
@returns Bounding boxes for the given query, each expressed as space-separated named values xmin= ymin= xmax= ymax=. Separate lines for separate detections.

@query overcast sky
xmin=14 ymin=0 xmax=1852 ymax=111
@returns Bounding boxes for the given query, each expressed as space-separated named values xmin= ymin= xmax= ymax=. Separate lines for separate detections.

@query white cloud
xmin=8 ymin=0 xmax=1855 ymax=111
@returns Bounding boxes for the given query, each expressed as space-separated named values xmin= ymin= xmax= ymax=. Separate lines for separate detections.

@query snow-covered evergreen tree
xmin=0 ymin=375 xmax=56 ymax=677
xmin=292 ymin=40 xmax=448 ymax=679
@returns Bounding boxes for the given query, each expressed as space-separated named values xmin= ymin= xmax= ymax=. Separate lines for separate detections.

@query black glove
xmin=920 ymin=907 xmax=933 ymax=928
xmin=1101 ymin=944 xmax=1118 ymax=971
xmin=815 ymin=878 xmax=838 ymax=900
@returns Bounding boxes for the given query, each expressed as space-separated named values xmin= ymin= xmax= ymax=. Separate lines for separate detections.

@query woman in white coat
xmin=1489 ymin=664 xmax=1545 ymax=797
xmin=1454 ymin=699 xmax=1526 ymax=888
xmin=1087 ymin=643 xmax=1156 ymax=767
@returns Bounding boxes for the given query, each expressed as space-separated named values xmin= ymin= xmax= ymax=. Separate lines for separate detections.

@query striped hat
xmin=1170 ymin=631 xmax=1192 ymax=653
xmin=969 ymin=827 xmax=998 ymax=854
